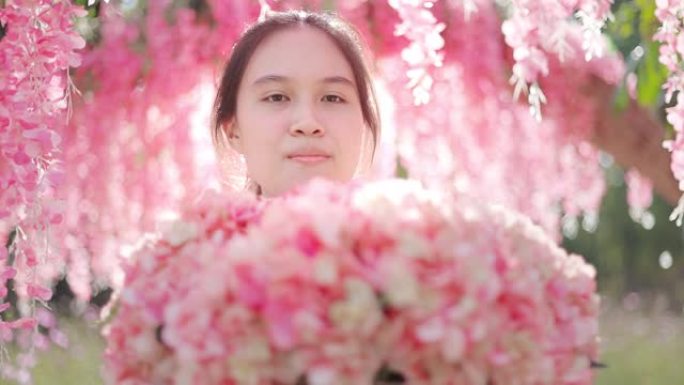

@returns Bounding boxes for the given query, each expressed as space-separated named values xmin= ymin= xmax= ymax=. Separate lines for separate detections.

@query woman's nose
xmin=289 ymin=103 xmax=325 ymax=137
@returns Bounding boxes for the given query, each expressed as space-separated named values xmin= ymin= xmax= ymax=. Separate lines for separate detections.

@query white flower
xmin=398 ymin=231 xmax=431 ymax=259
xmin=384 ymin=262 xmax=420 ymax=307
xmin=313 ymin=255 xmax=339 ymax=285
xmin=415 ymin=317 xmax=445 ymax=342
xmin=308 ymin=365 xmax=337 ymax=385
xmin=330 ymin=278 xmax=382 ymax=335
xmin=130 ymin=329 xmax=164 ymax=361
xmin=160 ymin=220 xmax=198 ymax=247
xmin=441 ymin=328 xmax=466 ymax=363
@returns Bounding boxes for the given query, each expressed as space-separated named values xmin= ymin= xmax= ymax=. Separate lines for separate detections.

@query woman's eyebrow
xmin=251 ymin=74 xmax=355 ymax=87
xmin=321 ymin=75 xmax=355 ymax=88
xmin=251 ymin=74 xmax=288 ymax=86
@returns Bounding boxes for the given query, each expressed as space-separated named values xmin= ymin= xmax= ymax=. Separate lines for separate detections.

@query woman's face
xmin=228 ymin=26 xmax=368 ymax=197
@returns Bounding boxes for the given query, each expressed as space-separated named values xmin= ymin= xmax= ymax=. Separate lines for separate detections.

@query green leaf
xmin=322 ymin=0 xmax=336 ymax=11
xmin=636 ymin=40 xmax=668 ymax=106
xmin=635 ymin=0 xmax=657 ymax=38
xmin=395 ymin=158 xmax=408 ymax=179
xmin=614 ymin=82 xmax=630 ymax=111
xmin=608 ymin=2 xmax=637 ymax=41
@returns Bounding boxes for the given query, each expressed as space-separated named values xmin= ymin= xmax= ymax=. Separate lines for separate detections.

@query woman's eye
xmin=323 ymin=94 xmax=345 ymax=103
xmin=264 ymin=94 xmax=288 ymax=103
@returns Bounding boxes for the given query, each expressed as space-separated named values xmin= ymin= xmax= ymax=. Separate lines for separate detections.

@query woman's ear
xmin=224 ymin=120 xmax=244 ymax=154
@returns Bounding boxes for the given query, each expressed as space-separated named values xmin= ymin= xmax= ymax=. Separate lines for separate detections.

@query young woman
xmin=211 ymin=11 xmax=402 ymax=384
xmin=212 ymin=10 xmax=381 ymax=197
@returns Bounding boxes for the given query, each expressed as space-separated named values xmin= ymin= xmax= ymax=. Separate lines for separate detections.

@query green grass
xmin=596 ymin=305 xmax=684 ymax=385
xmin=0 ymin=319 xmax=105 ymax=385
xmin=1 ymin=304 xmax=682 ymax=385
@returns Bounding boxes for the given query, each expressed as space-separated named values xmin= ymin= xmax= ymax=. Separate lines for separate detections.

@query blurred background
xmin=2 ymin=0 xmax=683 ymax=384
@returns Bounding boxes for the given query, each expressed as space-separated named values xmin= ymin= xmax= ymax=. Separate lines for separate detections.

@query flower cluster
xmin=1 ymin=0 xmax=85 ymax=381
xmin=0 ymin=0 xmax=84 ymax=281
xmin=655 ymin=1 xmax=684 ymax=223
xmin=383 ymin=1 xmax=621 ymax=235
xmin=57 ymin=1 xmax=245 ymax=298
xmin=104 ymin=179 xmax=599 ymax=385
xmin=103 ymin=188 xmax=261 ymax=385
xmin=387 ymin=0 xmax=445 ymax=105
xmin=501 ymin=0 xmax=613 ymax=119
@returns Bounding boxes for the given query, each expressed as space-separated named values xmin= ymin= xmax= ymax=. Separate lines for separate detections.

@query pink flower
xmin=26 ymin=284 xmax=52 ymax=302
xmin=654 ymin=0 xmax=684 ymax=209
xmin=625 ymin=170 xmax=654 ymax=218
xmin=388 ymin=0 xmax=445 ymax=104
xmin=501 ymin=0 xmax=613 ymax=117
xmin=104 ymin=179 xmax=599 ymax=385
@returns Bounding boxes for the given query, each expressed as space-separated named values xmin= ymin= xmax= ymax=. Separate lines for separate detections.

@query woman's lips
xmin=287 ymin=155 xmax=331 ymax=164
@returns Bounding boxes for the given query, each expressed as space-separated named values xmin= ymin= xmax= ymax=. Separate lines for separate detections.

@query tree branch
xmin=590 ymin=77 xmax=680 ymax=206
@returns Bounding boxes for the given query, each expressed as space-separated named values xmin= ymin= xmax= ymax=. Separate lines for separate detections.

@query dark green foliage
xmin=608 ymin=0 xmax=670 ymax=111
xmin=73 ymin=0 xmax=102 ymax=17
xmin=564 ymin=165 xmax=684 ymax=311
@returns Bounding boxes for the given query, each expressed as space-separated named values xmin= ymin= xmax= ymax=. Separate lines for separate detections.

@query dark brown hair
xmin=212 ymin=10 xmax=380 ymax=158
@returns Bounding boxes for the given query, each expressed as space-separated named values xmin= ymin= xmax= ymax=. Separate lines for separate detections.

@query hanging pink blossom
xmin=501 ymin=0 xmax=614 ymax=119
xmin=46 ymin=0 xmax=629 ymax=304
xmin=655 ymin=0 xmax=684 ymax=224
xmin=56 ymin=1 xmax=257 ymax=297
xmin=0 ymin=0 xmax=85 ymax=381
xmin=387 ymin=0 xmax=445 ymax=105
xmin=625 ymin=169 xmax=654 ymax=220
xmin=382 ymin=1 xmax=620 ymax=236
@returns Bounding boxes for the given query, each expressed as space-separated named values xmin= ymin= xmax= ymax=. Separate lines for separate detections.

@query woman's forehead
xmin=242 ymin=26 xmax=356 ymax=86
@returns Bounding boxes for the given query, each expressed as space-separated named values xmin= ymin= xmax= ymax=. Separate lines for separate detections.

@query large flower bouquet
xmin=103 ymin=179 xmax=599 ymax=385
